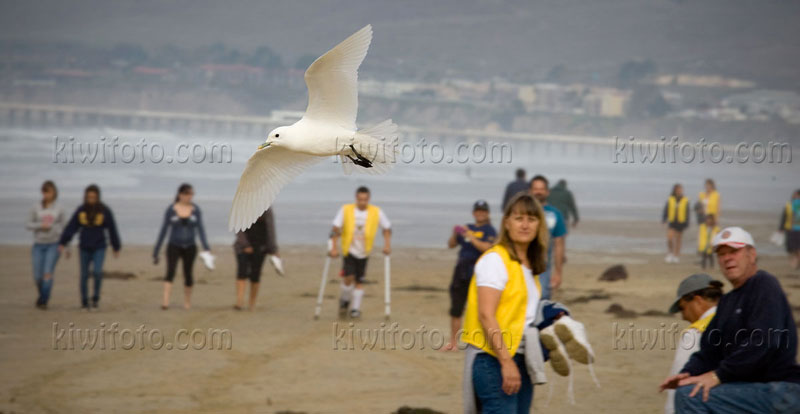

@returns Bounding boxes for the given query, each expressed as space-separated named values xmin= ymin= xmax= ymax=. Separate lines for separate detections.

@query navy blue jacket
xmin=59 ymin=204 xmax=121 ymax=251
xmin=681 ymin=270 xmax=800 ymax=384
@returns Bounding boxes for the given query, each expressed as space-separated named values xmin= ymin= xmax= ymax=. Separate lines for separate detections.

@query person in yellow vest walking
xmin=329 ymin=186 xmax=391 ymax=318
xmin=779 ymin=189 xmax=800 ymax=269
xmin=698 ymin=179 xmax=720 ymax=222
xmin=460 ymin=193 xmax=548 ymax=413
xmin=663 ymin=273 xmax=723 ymax=414
xmin=662 ymin=184 xmax=690 ymax=263
xmin=697 ymin=214 xmax=720 ymax=270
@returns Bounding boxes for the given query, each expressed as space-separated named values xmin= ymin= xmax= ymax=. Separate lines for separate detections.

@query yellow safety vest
xmin=667 ymin=196 xmax=689 ymax=224
xmin=785 ymin=202 xmax=793 ymax=231
xmin=687 ymin=311 xmax=715 ymax=333
xmin=340 ymin=204 xmax=380 ymax=256
xmin=698 ymin=224 xmax=720 ymax=254
xmin=699 ymin=191 xmax=720 ymax=217
xmin=461 ymin=245 xmax=541 ymax=357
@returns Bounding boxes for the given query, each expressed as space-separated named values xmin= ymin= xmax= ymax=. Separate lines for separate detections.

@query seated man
xmin=660 ymin=227 xmax=800 ymax=413
xmin=663 ymin=274 xmax=723 ymax=414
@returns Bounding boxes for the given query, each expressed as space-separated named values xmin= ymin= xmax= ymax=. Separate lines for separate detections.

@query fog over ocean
xmin=1 ymin=126 xmax=795 ymax=254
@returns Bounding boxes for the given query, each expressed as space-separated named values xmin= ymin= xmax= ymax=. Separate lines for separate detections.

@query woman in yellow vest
xmin=697 ymin=214 xmax=720 ymax=270
xmin=662 ymin=184 xmax=690 ymax=264
xmin=698 ymin=179 xmax=720 ymax=221
xmin=779 ymin=189 xmax=800 ymax=269
xmin=663 ymin=273 xmax=722 ymax=414
xmin=461 ymin=193 xmax=548 ymax=413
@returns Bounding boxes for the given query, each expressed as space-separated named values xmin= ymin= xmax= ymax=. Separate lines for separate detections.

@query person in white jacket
xmin=664 ymin=273 xmax=723 ymax=414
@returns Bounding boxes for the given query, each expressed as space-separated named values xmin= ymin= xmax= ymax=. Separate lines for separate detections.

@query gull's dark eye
xmin=275 ymin=134 xmax=280 ymax=138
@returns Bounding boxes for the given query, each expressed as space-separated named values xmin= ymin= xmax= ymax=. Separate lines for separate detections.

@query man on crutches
xmin=329 ymin=186 xmax=392 ymax=319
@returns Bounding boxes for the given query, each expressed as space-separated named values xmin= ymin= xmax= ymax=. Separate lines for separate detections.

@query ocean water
xmin=1 ymin=126 xmax=796 ymax=255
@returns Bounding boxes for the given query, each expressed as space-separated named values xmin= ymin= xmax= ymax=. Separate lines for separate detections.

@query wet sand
xmin=1 ymin=219 xmax=798 ymax=414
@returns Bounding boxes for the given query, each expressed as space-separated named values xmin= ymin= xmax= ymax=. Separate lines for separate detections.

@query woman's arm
xmin=153 ymin=207 xmax=171 ymax=258
xmin=194 ymin=205 xmax=211 ymax=251
xmin=59 ymin=208 xmax=81 ymax=246
xmin=477 ymin=286 xmax=521 ymax=395
xmin=263 ymin=208 xmax=278 ymax=254
xmin=25 ymin=205 xmax=40 ymax=231
xmin=105 ymin=207 xmax=122 ymax=252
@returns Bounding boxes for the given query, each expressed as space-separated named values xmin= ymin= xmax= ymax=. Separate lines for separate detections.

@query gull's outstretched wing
xmin=229 ymin=146 xmax=321 ymax=232
xmin=302 ymin=24 xmax=372 ymax=130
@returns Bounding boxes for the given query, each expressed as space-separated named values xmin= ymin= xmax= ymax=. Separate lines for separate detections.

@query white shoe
xmin=268 ymin=255 xmax=285 ymax=276
xmin=672 ymin=255 xmax=680 ymax=263
xmin=540 ymin=325 xmax=571 ymax=376
xmin=554 ymin=316 xmax=595 ymax=364
xmin=664 ymin=254 xmax=673 ymax=263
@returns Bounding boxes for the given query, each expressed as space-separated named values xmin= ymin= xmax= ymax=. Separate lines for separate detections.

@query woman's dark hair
xmin=356 ymin=186 xmax=370 ymax=195
xmin=41 ymin=180 xmax=57 ymax=208
xmin=83 ymin=184 xmax=104 ymax=227
xmin=497 ymin=193 xmax=549 ymax=275
xmin=671 ymin=183 xmax=682 ymax=197
xmin=175 ymin=183 xmax=193 ymax=203
xmin=705 ymin=178 xmax=716 ymax=191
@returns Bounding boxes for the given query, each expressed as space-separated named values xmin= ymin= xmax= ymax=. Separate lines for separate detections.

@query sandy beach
xmin=1 ymin=216 xmax=798 ymax=414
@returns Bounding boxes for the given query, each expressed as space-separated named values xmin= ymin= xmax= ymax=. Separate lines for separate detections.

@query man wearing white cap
xmin=660 ymin=227 xmax=800 ymax=413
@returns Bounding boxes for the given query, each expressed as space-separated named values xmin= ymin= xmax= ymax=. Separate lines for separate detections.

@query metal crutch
xmin=384 ymin=255 xmax=391 ymax=320
xmin=313 ymin=240 xmax=334 ymax=320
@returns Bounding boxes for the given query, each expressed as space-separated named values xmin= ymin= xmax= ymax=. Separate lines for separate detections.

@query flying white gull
xmin=228 ymin=24 xmax=398 ymax=232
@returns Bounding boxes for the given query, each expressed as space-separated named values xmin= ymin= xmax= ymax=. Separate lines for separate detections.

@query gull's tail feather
xmin=341 ymin=119 xmax=399 ymax=175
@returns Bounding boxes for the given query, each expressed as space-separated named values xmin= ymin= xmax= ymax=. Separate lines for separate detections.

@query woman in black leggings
xmin=153 ymin=183 xmax=210 ymax=309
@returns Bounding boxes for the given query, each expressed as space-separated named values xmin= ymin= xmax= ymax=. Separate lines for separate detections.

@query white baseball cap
xmin=712 ymin=226 xmax=755 ymax=251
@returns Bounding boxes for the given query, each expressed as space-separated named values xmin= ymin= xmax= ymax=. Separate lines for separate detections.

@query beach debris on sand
xmin=566 ymin=289 xmax=611 ymax=304
xmin=393 ymin=407 xmax=445 ymax=414
xmin=598 ymin=265 xmax=628 ymax=282
xmin=103 ymin=271 xmax=136 ymax=280
xmin=605 ymin=303 xmax=638 ymax=318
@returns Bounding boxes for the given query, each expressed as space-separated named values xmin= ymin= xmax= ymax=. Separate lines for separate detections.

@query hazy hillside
xmin=2 ymin=0 xmax=799 ymax=87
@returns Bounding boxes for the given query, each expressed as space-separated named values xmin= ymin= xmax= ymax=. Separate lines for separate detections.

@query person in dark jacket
xmin=58 ymin=184 xmax=121 ymax=310
xmin=501 ymin=168 xmax=528 ymax=211
xmin=547 ymin=179 xmax=579 ymax=227
xmin=153 ymin=183 xmax=210 ymax=310
xmin=233 ymin=209 xmax=280 ymax=310
xmin=660 ymin=227 xmax=800 ymax=413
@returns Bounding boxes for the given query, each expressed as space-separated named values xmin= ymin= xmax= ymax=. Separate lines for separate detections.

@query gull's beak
xmin=258 ymin=142 xmax=270 ymax=150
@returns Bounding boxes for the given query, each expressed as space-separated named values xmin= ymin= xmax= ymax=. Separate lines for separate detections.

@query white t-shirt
xmin=474 ymin=251 xmax=540 ymax=343
xmin=332 ymin=206 xmax=391 ymax=259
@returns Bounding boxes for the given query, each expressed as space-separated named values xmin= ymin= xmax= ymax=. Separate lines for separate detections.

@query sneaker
xmin=350 ymin=309 xmax=361 ymax=319
xmin=338 ymin=299 xmax=350 ymax=318
xmin=554 ymin=316 xmax=595 ymax=364
xmin=540 ymin=325 xmax=570 ymax=376
xmin=664 ymin=254 xmax=674 ymax=263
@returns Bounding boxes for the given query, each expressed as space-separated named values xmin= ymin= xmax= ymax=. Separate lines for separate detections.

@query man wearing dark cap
xmin=663 ymin=274 xmax=723 ymax=414
xmin=660 ymin=227 xmax=800 ymax=413
xmin=443 ymin=200 xmax=497 ymax=351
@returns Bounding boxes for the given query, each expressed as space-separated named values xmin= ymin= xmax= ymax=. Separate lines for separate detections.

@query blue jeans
xmin=539 ymin=268 xmax=552 ymax=300
xmin=675 ymin=381 xmax=800 ymax=413
xmin=32 ymin=243 xmax=60 ymax=304
xmin=79 ymin=247 xmax=106 ymax=306
xmin=472 ymin=352 xmax=533 ymax=414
